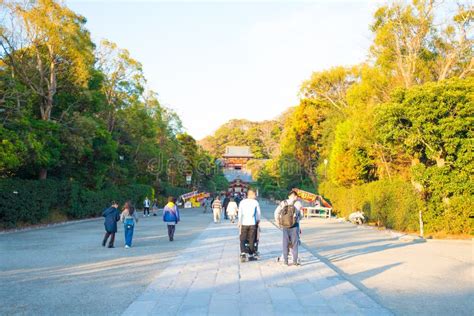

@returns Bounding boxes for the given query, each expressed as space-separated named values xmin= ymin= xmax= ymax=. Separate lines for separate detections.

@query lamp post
xmin=186 ymin=172 xmax=192 ymax=187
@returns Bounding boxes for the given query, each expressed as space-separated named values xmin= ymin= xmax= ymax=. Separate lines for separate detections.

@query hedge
xmin=320 ymin=179 xmax=421 ymax=232
xmin=320 ymin=178 xmax=473 ymax=235
xmin=0 ymin=179 xmax=153 ymax=228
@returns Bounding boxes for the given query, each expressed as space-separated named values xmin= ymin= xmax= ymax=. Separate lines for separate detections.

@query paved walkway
xmin=122 ymin=219 xmax=392 ymax=316
xmin=0 ymin=208 xmax=212 ymax=315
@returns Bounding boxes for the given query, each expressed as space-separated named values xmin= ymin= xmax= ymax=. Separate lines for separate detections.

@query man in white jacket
xmin=238 ymin=189 xmax=261 ymax=261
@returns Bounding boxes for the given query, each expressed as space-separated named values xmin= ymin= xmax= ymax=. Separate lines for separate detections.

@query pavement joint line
xmin=121 ymin=209 xmax=393 ymax=316
xmin=0 ymin=216 xmax=102 ymax=235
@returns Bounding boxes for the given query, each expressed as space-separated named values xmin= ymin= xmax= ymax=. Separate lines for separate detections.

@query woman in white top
xmin=226 ymin=197 xmax=239 ymax=223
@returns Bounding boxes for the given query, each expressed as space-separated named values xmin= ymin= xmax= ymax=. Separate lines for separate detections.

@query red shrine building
xmin=221 ymin=146 xmax=254 ymax=195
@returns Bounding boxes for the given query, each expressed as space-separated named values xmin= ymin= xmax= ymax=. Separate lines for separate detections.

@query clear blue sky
xmin=67 ymin=0 xmax=384 ymax=139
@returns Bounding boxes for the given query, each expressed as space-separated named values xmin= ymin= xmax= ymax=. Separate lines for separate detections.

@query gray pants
xmin=282 ymin=227 xmax=299 ymax=263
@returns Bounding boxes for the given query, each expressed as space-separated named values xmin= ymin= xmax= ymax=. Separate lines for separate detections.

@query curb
xmin=0 ymin=217 xmax=101 ymax=235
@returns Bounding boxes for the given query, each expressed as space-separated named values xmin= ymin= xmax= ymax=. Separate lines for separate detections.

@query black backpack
xmin=279 ymin=200 xmax=297 ymax=228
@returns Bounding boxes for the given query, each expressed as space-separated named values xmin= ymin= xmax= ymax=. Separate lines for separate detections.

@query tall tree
xmin=432 ymin=5 xmax=473 ymax=80
xmin=0 ymin=0 xmax=94 ymax=178
xmin=300 ymin=66 xmax=357 ymax=113
xmin=371 ymin=0 xmax=435 ymax=88
xmin=96 ymin=40 xmax=145 ymax=132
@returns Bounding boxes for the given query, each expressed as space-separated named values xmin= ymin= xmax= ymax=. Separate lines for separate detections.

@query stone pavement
xmin=122 ymin=219 xmax=392 ymax=316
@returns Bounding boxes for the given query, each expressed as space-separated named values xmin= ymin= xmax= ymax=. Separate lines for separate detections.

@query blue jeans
xmin=124 ymin=224 xmax=134 ymax=246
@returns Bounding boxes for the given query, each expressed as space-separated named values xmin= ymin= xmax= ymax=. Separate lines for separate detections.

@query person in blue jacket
xmin=163 ymin=196 xmax=180 ymax=241
xmin=102 ymin=201 xmax=120 ymax=248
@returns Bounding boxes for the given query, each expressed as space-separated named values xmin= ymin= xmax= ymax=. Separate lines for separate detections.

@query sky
xmin=67 ymin=0 xmax=384 ymax=139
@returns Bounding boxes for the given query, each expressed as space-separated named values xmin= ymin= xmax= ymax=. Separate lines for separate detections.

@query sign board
xmin=180 ymin=191 xmax=210 ymax=202
xmin=293 ymin=188 xmax=317 ymax=202
xmin=195 ymin=192 xmax=210 ymax=201
xmin=293 ymin=188 xmax=332 ymax=208
xmin=181 ymin=191 xmax=198 ymax=200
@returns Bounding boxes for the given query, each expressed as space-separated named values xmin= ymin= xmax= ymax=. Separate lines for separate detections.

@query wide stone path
xmin=122 ymin=218 xmax=392 ymax=316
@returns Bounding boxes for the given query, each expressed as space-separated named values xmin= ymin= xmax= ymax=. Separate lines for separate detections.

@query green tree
xmin=375 ymin=78 xmax=473 ymax=233
xmin=96 ymin=40 xmax=146 ymax=132
xmin=1 ymin=0 xmax=95 ymax=178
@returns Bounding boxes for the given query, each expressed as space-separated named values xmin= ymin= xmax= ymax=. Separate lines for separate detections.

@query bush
xmin=67 ymin=182 xmax=154 ymax=219
xmin=320 ymin=179 xmax=420 ymax=232
xmin=0 ymin=179 xmax=153 ymax=228
xmin=0 ymin=179 xmax=65 ymax=227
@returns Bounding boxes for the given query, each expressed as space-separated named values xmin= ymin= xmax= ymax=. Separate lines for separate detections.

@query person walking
xmin=163 ymin=196 xmax=180 ymax=241
xmin=212 ymin=195 xmax=222 ymax=223
xmin=120 ymin=201 xmax=139 ymax=248
xmin=226 ymin=197 xmax=239 ymax=223
xmin=274 ymin=190 xmax=303 ymax=266
xmin=102 ymin=201 xmax=120 ymax=248
xmin=202 ymin=197 xmax=210 ymax=213
xmin=238 ymin=189 xmax=261 ymax=262
xmin=152 ymin=199 xmax=159 ymax=216
xmin=222 ymin=194 xmax=230 ymax=220
xmin=235 ymin=194 xmax=242 ymax=206
xmin=143 ymin=197 xmax=151 ymax=217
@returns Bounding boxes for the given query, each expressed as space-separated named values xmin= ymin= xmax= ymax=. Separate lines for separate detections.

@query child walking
xmin=163 ymin=196 xmax=180 ymax=241
xmin=102 ymin=201 xmax=120 ymax=248
xmin=120 ymin=201 xmax=139 ymax=248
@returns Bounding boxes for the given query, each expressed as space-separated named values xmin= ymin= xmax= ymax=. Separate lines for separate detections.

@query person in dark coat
xmin=222 ymin=195 xmax=230 ymax=220
xmin=102 ymin=201 xmax=120 ymax=248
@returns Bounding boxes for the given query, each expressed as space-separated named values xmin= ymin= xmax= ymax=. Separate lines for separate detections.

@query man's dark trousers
xmin=240 ymin=225 xmax=257 ymax=255
xmin=102 ymin=232 xmax=115 ymax=247
xmin=282 ymin=227 xmax=299 ymax=263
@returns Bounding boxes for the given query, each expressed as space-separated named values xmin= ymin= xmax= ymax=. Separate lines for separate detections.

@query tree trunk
xmin=39 ymin=168 xmax=48 ymax=180
xmin=419 ymin=209 xmax=424 ymax=238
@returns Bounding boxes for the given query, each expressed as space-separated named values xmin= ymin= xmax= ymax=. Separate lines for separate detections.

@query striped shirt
xmin=212 ymin=199 xmax=222 ymax=210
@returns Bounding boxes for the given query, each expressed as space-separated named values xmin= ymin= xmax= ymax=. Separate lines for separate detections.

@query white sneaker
xmin=125 ymin=245 xmax=130 ymax=249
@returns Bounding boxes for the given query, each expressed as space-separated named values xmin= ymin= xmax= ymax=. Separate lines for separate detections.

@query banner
xmin=292 ymin=188 xmax=317 ymax=202
xmin=292 ymin=188 xmax=332 ymax=208
xmin=180 ymin=191 xmax=210 ymax=201
xmin=195 ymin=192 xmax=210 ymax=201
xmin=180 ymin=191 xmax=198 ymax=200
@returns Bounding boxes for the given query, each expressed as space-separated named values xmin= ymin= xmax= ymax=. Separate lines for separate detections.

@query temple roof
xmin=222 ymin=146 xmax=254 ymax=158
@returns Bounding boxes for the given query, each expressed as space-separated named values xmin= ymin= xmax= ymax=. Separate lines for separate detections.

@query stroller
xmin=241 ymin=224 xmax=261 ymax=262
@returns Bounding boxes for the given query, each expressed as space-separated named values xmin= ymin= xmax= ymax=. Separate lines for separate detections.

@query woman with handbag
xmin=120 ymin=201 xmax=139 ymax=248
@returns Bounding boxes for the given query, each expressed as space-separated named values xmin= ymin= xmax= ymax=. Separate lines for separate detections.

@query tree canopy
xmin=0 ymin=0 xmax=226 ymax=199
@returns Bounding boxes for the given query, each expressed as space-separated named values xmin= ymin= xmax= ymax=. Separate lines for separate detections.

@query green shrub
xmin=0 ymin=179 xmax=64 ymax=227
xmin=320 ymin=179 xmax=420 ymax=231
xmin=68 ymin=183 xmax=153 ymax=219
xmin=0 ymin=179 xmax=153 ymax=227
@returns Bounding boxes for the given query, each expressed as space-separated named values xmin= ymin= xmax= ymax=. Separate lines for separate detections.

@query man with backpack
xmin=274 ymin=190 xmax=303 ymax=266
